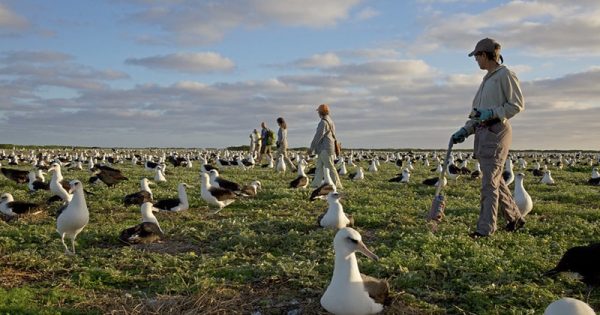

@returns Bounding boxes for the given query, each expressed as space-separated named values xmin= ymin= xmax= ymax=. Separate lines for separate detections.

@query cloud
xmin=1 ymin=50 xmax=73 ymax=63
xmin=0 ymin=50 xmax=129 ymax=95
xmin=412 ymin=1 xmax=600 ymax=56
xmin=1 ymin=46 xmax=599 ymax=149
xmin=125 ymin=52 xmax=235 ymax=73
xmin=0 ymin=3 xmax=30 ymax=35
xmin=355 ymin=7 xmax=379 ymax=20
xmin=292 ymin=53 xmax=342 ymax=69
xmin=126 ymin=0 xmax=364 ymax=45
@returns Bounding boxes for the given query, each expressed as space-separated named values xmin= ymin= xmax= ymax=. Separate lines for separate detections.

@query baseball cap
xmin=468 ymin=38 xmax=501 ymax=57
xmin=316 ymin=104 xmax=330 ymax=115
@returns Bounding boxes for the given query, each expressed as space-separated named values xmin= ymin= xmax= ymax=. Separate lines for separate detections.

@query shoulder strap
xmin=322 ymin=119 xmax=337 ymax=140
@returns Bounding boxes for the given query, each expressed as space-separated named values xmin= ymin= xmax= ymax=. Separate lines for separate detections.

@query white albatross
xmin=544 ymin=297 xmax=595 ymax=315
xmin=56 ymin=180 xmax=89 ymax=255
xmin=321 ymin=227 xmax=388 ymax=315
xmin=200 ymin=172 xmax=236 ymax=213
xmin=514 ymin=173 xmax=533 ymax=217
xmin=318 ymin=192 xmax=353 ymax=229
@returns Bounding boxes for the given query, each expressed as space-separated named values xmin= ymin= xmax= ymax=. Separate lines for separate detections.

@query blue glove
xmin=470 ymin=108 xmax=495 ymax=123
xmin=451 ymin=128 xmax=469 ymax=144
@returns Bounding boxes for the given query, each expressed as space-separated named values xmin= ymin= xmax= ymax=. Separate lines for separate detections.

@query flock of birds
xmin=1 ymin=147 xmax=599 ymax=314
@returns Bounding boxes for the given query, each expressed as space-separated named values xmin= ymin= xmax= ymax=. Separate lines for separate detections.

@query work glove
xmin=469 ymin=108 xmax=496 ymax=123
xmin=451 ymin=128 xmax=469 ymax=144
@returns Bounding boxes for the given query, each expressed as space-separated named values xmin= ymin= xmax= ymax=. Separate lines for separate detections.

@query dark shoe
xmin=505 ymin=218 xmax=525 ymax=232
xmin=469 ymin=232 xmax=489 ymax=239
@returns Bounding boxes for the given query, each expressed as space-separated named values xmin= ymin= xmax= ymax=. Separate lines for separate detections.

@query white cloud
xmin=127 ymin=0 xmax=364 ymax=45
xmin=292 ymin=53 xmax=342 ymax=69
xmin=412 ymin=1 xmax=600 ymax=56
xmin=125 ymin=52 xmax=235 ymax=73
xmin=0 ymin=3 xmax=29 ymax=35
xmin=1 ymin=46 xmax=599 ymax=149
xmin=355 ymin=7 xmax=379 ymax=21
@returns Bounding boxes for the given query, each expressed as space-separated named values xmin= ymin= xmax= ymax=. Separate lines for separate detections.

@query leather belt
xmin=480 ymin=117 xmax=501 ymax=127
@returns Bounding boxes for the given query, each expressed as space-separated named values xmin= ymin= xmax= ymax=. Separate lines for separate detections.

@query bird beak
xmin=357 ymin=241 xmax=379 ymax=261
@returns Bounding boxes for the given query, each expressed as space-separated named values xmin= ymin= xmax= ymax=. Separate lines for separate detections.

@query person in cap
xmin=275 ymin=117 xmax=295 ymax=170
xmin=308 ymin=104 xmax=343 ymax=188
xmin=451 ymin=38 xmax=525 ymax=238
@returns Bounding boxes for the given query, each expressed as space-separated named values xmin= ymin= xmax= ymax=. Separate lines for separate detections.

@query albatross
xmin=56 ymin=180 xmax=89 ymax=255
xmin=118 ymin=202 xmax=164 ymax=245
xmin=153 ymin=183 xmax=192 ymax=212
xmin=124 ymin=178 xmax=153 ymax=206
xmin=321 ymin=227 xmax=389 ymax=315
xmin=0 ymin=193 xmax=44 ymax=218
xmin=310 ymin=167 xmax=337 ymax=201
xmin=317 ymin=192 xmax=353 ymax=229
xmin=200 ymin=172 xmax=236 ymax=213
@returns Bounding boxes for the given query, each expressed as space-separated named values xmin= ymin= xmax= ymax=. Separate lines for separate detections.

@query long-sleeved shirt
xmin=462 ymin=65 xmax=524 ymax=135
xmin=310 ymin=115 xmax=336 ymax=155
xmin=277 ymin=127 xmax=288 ymax=149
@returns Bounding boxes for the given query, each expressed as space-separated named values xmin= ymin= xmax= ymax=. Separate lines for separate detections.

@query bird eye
xmin=347 ymin=237 xmax=358 ymax=244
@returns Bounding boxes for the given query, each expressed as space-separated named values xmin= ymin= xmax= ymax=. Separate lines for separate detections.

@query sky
xmin=1 ymin=0 xmax=599 ymax=150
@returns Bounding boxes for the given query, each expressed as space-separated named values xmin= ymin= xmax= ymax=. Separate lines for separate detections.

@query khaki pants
xmin=310 ymin=152 xmax=343 ymax=188
xmin=474 ymin=121 xmax=521 ymax=235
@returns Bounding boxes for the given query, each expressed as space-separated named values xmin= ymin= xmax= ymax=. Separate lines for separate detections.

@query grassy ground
xmin=1 ymin=150 xmax=599 ymax=314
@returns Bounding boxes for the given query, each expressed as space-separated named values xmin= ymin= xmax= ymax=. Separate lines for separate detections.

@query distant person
xmin=308 ymin=104 xmax=342 ymax=188
xmin=451 ymin=38 xmax=525 ymax=238
xmin=275 ymin=117 xmax=295 ymax=170
xmin=249 ymin=131 xmax=255 ymax=154
xmin=258 ymin=122 xmax=273 ymax=164
xmin=250 ymin=129 xmax=261 ymax=157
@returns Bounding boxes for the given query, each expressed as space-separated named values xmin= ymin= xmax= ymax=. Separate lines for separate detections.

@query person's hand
xmin=451 ymin=128 xmax=469 ymax=144
xmin=470 ymin=108 xmax=495 ymax=123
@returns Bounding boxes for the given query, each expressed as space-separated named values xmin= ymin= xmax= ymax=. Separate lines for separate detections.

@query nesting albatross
xmin=321 ymin=227 xmax=389 ymax=315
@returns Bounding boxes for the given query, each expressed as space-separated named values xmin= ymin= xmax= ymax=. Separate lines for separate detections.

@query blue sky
xmin=1 ymin=0 xmax=599 ymax=149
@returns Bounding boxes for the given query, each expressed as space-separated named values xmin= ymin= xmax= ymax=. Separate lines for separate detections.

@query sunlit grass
xmin=1 ymin=150 xmax=599 ymax=314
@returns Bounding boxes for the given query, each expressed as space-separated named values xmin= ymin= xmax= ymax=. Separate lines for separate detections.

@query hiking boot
xmin=505 ymin=218 xmax=525 ymax=232
xmin=469 ymin=231 xmax=489 ymax=239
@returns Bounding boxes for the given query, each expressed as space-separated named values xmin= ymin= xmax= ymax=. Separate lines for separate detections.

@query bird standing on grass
xmin=56 ymin=180 xmax=89 ymax=255
xmin=513 ymin=173 xmax=533 ymax=217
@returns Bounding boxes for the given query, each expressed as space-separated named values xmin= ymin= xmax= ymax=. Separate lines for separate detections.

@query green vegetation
xmin=1 ymin=150 xmax=599 ymax=314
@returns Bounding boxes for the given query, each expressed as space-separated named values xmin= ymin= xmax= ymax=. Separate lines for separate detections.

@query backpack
xmin=265 ymin=129 xmax=275 ymax=146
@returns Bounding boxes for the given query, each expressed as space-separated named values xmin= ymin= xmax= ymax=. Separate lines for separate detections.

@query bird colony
xmin=0 ymin=147 xmax=599 ymax=314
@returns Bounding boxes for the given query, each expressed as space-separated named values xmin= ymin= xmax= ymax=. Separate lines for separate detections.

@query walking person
xmin=308 ymin=104 xmax=342 ymax=188
xmin=258 ymin=122 xmax=273 ymax=165
xmin=251 ymin=129 xmax=261 ymax=158
xmin=276 ymin=117 xmax=296 ymax=170
xmin=451 ymin=38 xmax=525 ymax=238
